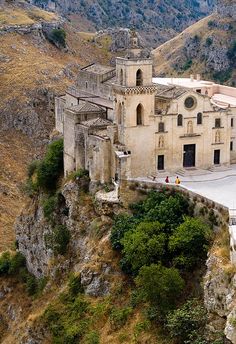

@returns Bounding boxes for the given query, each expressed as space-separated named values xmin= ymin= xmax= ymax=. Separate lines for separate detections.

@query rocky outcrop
xmin=217 ymin=0 xmax=236 ymax=19
xmin=32 ymin=0 xmax=215 ymax=47
xmin=15 ymin=182 xmax=119 ymax=297
xmin=204 ymin=244 xmax=236 ymax=343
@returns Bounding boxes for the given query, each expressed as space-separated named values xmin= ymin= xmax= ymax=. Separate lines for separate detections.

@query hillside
xmin=153 ymin=0 xmax=236 ymax=84
xmin=0 ymin=1 xmax=113 ymax=251
xmin=32 ymin=0 xmax=216 ymax=47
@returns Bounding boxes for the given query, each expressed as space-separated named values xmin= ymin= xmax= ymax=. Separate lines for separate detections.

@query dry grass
xmin=0 ymin=3 xmax=113 ymax=253
xmin=152 ymin=13 xmax=234 ymax=78
xmin=0 ymin=6 xmax=57 ymax=26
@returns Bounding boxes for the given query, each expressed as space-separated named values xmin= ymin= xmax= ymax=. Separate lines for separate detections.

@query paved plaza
xmin=158 ymin=165 xmax=236 ymax=209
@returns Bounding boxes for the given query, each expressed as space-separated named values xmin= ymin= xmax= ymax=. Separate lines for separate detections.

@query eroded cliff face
xmin=15 ymin=182 xmax=121 ymax=296
xmin=204 ymin=228 xmax=236 ymax=343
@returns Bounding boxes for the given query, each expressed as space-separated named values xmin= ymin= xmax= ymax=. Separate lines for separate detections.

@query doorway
xmin=214 ymin=149 xmax=220 ymax=165
xmin=183 ymin=144 xmax=196 ymax=168
xmin=157 ymin=155 xmax=164 ymax=170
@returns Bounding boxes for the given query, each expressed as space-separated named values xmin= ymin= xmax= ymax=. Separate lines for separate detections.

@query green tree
xmin=135 ymin=264 xmax=184 ymax=311
xmin=51 ymin=28 xmax=66 ymax=48
xmin=121 ymin=222 xmax=166 ymax=273
xmin=37 ymin=139 xmax=63 ymax=191
xmin=110 ymin=213 xmax=138 ymax=250
xmin=166 ymin=299 xmax=207 ymax=343
xmin=169 ymin=217 xmax=211 ymax=269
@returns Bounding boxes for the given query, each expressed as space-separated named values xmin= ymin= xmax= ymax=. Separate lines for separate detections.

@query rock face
xmin=32 ymin=0 xmax=215 ymax=47
xmin=15 ymin=182 xmax=119 ymax=297
xmin=204 ymin=249 xmax=236 ymax=343
xmin=217 ymin=0 xmax=236 ymax=19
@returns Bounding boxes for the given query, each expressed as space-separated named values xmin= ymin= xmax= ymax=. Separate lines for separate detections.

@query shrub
xmin=43 ymin=195 xmax=57 ymax=220
xmin=8 ymin=252 xmax=26 ymax=274
xmin=37 ymin=139 xmax=63 ymax=191
xmin=110 ymin=213 xmax=138 ymax=250
xmin=0 ymin=252 xmax=11 ymax=274
xmin=121 ymin=222 xmax=166 ymax=274
xmin=135 ymin=264 xmax=184 ymax=312
xmin=109 ymin=306 xmax=133 ymax=330
xmin=206 ymin=37 xmax=213 ymax=46
xmin=53 ymin=225 xmax=70 ymax=255
xmin=27 ymin=160 xmax=39 ymax=178
xmin=169 ymin=217 xmax=211 ymax=269
xmin=50 ymin=28 xmax=66 ymax=48
xmin=85 ymin=331 xmax=100 ymax=344
xmin=26 ymin=274 xmax=38 ymax=296
xmin=68 ymin=274 xmax=83 ymax=296
xmin=166 ymin=299 xmax=207 ymax=343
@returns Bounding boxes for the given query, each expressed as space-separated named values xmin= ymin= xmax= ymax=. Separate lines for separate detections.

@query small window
xmin=231 ymin=141 xmax=233 ymax=151
xmin=136 ymin=69 xmax=143 ymax=86
xmin=158 ymin=122 xmax=165 ymax=132
xmin=231 ymin=118 xmax=234 ymax=127
xmin=215 ymin=118 xmax=221 ymax=128
xmin=120 ymin=69 xmax=124 ymax=85
xmin=85 ymin=81 xmax=88 ymax=89
xmin=177 ymin=114 xmax=183 ymax=126
xmin=197 ymin=112 xmax=202 ymax=125
xmin=136 ymin=104 xmax=143 ymax=126
xmin=196 ymin=89 xmax=201 ymax=93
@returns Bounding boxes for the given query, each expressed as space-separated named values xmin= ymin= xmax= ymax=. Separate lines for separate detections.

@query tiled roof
xmin=67 ymin=102 xmax=104 ymax=114
xmin=81 ymin=63 xmax=115 ymax=75
xmin=81 ymin=117 xmax=113 ymax=128
xmin=155 ymin=85 xmax=187 ymax=99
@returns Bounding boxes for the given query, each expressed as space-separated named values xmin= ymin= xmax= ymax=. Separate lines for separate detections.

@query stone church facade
xmin=55 ymin=55 xmax=236 ymax=184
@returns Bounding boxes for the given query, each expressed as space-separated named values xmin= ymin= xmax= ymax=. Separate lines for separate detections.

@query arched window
xmin=136 ymin=104 xmax=143 ymax=126
xmin=197 ymin=112 xmax=202 ymax=125
xmin=177 ymin=114 xmax=183 ymax=126
xmin=215 ymin=130 xmax=221 ymax=143
xmin=158 ymin=135 xmax=164 ymax=148
xmin=187 ymin=120 xmax=193 ymax=134
xmin=117 ymin=103 xmax=122 ymax=125
xmin=136 ymin=69 xmax=143 ymax=86
xmin=158 ymin=122 xmax=165 ymax=132
xmin=120 ymin=69 xmax=124 ymax=86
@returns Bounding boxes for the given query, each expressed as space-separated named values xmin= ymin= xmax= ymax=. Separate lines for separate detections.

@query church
xmin=55 ymin=51 xmax=236 ymax=184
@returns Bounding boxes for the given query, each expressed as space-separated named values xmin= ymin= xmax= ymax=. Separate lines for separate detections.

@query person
xmin=175 ymin=176 xmax=181 ymax=185
xmin=165 ymin=176 xmax=169 ymax=183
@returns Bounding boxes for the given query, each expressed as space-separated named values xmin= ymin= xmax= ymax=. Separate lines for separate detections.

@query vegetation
xmin=166 ymin=299 xmax=207 ymax=343
xmin=110 ymin=189 xmax=213 ymax=340
xmin=25 ymin=139 xmax=63 ymax=195
xmin=45 ymin=225 xmax=70 ymax=256
xmin=37 ymin=139 xmax=64 ymax=191
xmin=0 ymin=251 xmax=46 ymax=296
xmin=47 ymin=28 xmax=67 ymax=48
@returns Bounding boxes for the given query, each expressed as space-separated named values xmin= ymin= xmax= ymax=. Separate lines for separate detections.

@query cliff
xmin=152 ymin=0 xmax=236 ymax=84
xmin=31 ymin=0 xmax=216 ymax=47
xmin=0 ymin=0 xmax=113 ymax=248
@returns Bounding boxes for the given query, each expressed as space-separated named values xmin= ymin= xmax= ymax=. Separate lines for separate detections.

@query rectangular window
xmin=231 ymin=141 xmax=233 ymax=151
xmin=231 ymin=118 xmax=234 ymax=127
xmin=196 ymin=89 xmax=201 ymax=93
xmin=215 ymin=118 xmax=221 ymax=128
xmin=159 ymin=122 xmax=165 ymax=132
xmin=157 ymin=155 xmax=164 ymax=170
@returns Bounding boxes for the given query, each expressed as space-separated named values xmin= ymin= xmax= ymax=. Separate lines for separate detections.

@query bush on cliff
xmin=37 ymin=139 xmax=63 ymax=191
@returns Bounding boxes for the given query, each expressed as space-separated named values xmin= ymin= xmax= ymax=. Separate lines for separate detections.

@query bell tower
xmin=113 ymin=56 xmax=157 ymax=179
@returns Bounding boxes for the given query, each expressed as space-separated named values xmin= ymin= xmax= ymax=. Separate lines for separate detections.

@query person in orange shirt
xmin=175 ymin=176 xmax=181 ymax=185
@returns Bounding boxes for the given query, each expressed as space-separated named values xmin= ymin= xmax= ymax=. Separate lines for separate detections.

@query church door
xmin=214 ymin=150 xmax=220 ymax=165
xmin=183 ymin=144 xmax=196 ymax=168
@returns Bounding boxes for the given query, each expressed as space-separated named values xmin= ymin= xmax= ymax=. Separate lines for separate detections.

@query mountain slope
xmin=152 ymin=1 xmax=236 ymax=84
xmin=0 ymin=1 xmax=112 ymax=250
xmin=32 ymin=0 xmax=216 ymax=47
